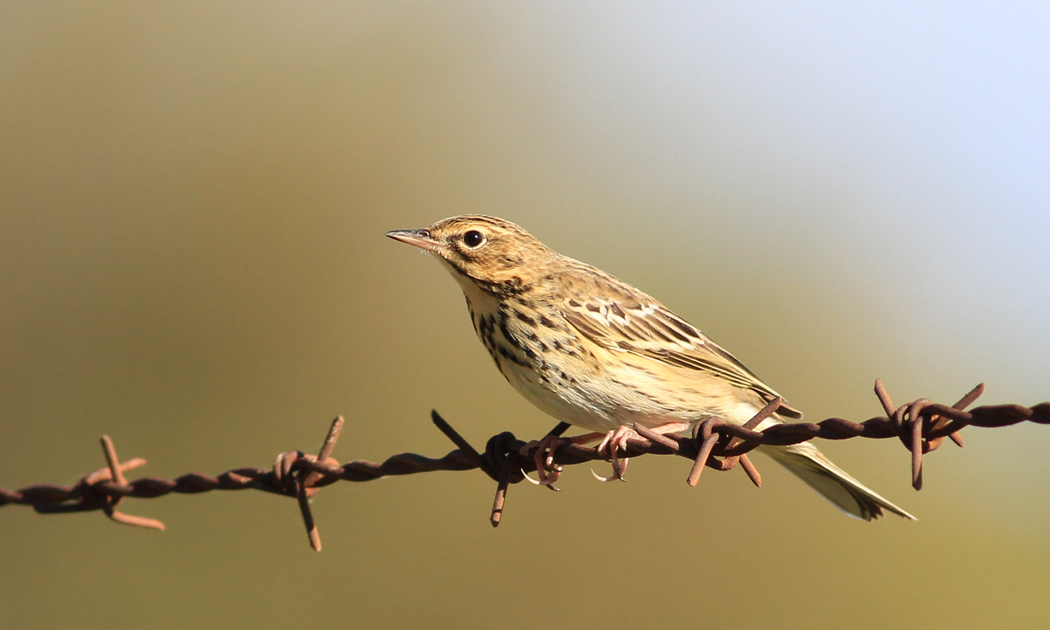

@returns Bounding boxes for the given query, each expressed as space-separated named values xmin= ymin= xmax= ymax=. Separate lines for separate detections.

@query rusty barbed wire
xmin=2 ymin=379 xmax=1048 ymax=549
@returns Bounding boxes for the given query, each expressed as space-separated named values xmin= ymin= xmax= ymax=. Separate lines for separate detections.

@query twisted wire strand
xmin=1 ymin=380 xmax=1047 ymax=549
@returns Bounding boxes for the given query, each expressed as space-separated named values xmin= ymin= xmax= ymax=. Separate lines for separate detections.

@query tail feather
xmin=759 ymin=442 xmax=917 ymax=521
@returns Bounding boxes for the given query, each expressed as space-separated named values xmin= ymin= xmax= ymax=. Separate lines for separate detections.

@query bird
xmin=386 ymin=215 xmax=915 ymax=521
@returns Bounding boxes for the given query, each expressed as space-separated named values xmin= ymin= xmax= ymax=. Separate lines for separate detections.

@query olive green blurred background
xmin=2 ymin=3 xmax=1048 ymax=629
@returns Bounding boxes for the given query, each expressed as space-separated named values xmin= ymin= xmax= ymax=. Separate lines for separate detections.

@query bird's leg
xmin=594 ymin=425 xmax=635 ymax=481
xmin=594 ymin=422 xmax=692 ymax=482
xmin=530 ymin=434 xmax=565 ymax=487
xmin=646 ymin=421 xmax=693 ymax=437
xmin=521 ymin=430 xmax=604 ymax=488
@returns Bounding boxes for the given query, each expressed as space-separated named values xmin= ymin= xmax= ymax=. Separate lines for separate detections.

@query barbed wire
xmin=2 ymin=379 xmax=1048 ymax=550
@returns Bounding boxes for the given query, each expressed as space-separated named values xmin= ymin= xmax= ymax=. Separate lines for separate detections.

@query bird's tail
xmin=758 ymin=441 xmax=916 ymax=521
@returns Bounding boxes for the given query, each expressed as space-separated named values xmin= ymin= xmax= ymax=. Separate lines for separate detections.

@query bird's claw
xmin=521 ymin=468 xmax=562 ymax=491
xmin=593 ymin=426 xmax=635 ymax=482
xmin=590 ymin=457 xmax=629 ymax=482
xmin=521 ymin=434 xmax=568 ymax=491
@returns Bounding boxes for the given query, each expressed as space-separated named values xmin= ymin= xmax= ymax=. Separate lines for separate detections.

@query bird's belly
xmin=499 ymin=352 xmax=713 ymax=433
xmin=498 ymin=359 xmax=625 ymax=432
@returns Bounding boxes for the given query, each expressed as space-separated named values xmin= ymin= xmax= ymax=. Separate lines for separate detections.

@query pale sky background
xmin=1 ymin=3 xmax=1048 ymax=629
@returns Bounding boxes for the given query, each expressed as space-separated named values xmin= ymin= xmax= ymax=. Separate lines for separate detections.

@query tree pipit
xmin=388 ymin=215 xmax=915 ymax=520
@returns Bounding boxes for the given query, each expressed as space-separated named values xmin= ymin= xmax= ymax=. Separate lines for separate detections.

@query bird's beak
xmin=385 ymin=228 xmax=440 ymax=253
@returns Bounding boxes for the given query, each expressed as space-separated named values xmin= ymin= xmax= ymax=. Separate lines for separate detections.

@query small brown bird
xmin=387 ymin=215 xmax=915 ymax=521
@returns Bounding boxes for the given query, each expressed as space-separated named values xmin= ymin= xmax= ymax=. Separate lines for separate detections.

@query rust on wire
xmin=2 ymin=380 xmax=1049 ymax=549
xmin=290 ymin=416 xmax=345 ymax=551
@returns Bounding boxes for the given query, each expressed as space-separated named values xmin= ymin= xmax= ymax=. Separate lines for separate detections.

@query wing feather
xmin=558 ymin=275 xmax=803 ymax=419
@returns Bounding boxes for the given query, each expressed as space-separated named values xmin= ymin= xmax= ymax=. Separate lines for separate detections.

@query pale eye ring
xmin=462 ymin=230 xmax=485 ymax=248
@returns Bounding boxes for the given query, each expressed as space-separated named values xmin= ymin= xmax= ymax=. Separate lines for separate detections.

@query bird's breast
xmin=460 ymin=288 xmax=617 ymax=427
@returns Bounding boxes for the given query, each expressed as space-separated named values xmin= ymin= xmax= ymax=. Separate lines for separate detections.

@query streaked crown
xmin=386 ymin=215 xmax=554 ymax=290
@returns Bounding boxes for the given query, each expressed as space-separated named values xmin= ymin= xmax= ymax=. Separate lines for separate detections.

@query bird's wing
xmin=557 ymin=272 xmax=802 ymax=419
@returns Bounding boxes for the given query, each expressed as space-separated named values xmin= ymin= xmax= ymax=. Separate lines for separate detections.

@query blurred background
xmin=2 ymin=2 xmax=1048 ymax=628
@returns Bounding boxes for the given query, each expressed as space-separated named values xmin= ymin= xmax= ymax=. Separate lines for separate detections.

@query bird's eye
xmin=462 ymin=230 xmax=485 ymax=248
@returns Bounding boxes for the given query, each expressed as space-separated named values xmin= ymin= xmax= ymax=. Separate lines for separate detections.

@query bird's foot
xmin=521 ymin=431 xmax=604 ymax=490
xmin=592 ymin=422 xmax=692 ymax=482
xmin=526 ymin=434 xmax=565 ymax=488
xmin=593 ymin=425 xmax=637 ymax=482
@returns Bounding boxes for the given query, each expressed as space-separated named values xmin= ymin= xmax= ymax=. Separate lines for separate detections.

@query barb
xmin=2 ymin=381 xmax=1048 ymax=548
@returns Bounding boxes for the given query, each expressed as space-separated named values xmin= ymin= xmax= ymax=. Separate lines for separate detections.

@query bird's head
xmin=386 ymin=215 xmax=553 ymax=292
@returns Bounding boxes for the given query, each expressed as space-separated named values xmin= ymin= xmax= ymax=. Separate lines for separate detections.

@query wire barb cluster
xmin=2 ymin=380 xmax=1048 ymax=549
